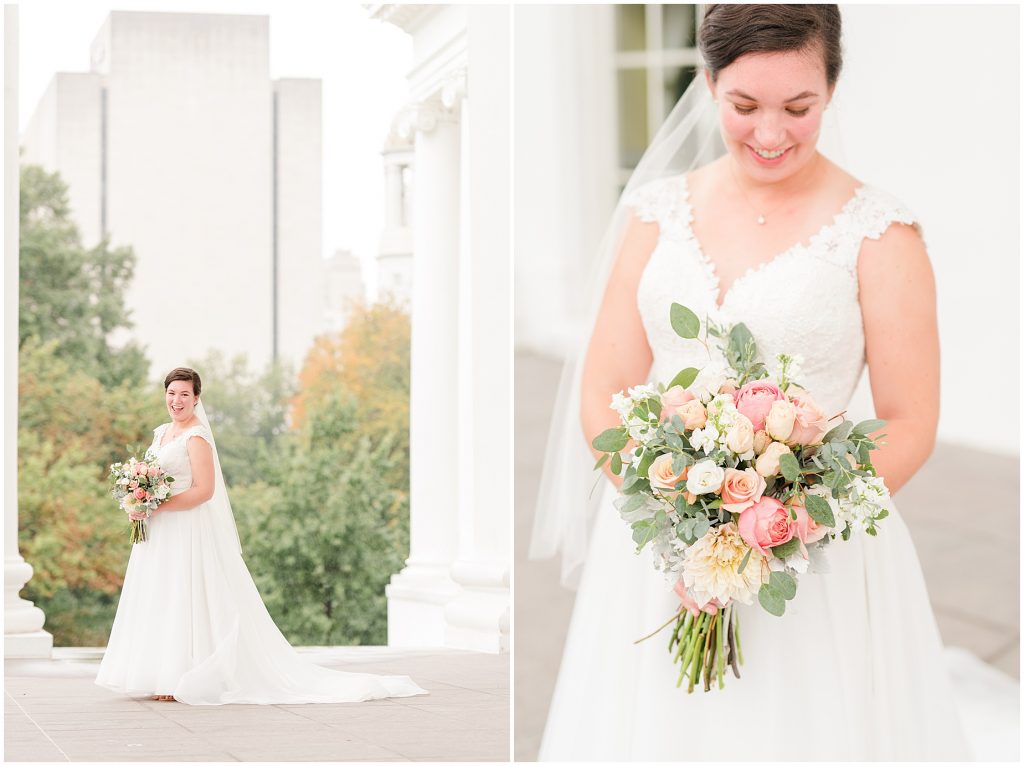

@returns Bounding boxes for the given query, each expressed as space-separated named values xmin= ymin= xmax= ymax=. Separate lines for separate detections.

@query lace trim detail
xmin=824 ymin=186 xmax=920 ymax=273
xmin=154 ymin=422 xmax=213 ymax=449
xmin=182 ymin=425 xmax=214 ymax=448
xmin=622 ymin=175 xmax=689 ymax=242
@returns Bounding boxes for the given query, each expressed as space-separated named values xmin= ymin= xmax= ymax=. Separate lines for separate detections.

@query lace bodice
xmin=627 ymin=174 xmax=918 ymax=415
xmin=150 ymin=423 xmax=214 ymax=496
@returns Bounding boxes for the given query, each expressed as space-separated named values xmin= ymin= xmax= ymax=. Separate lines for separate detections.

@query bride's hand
xmin=674 ymin=580 xmax=721 ymax=617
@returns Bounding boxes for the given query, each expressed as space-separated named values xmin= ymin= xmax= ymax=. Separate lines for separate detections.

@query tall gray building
xmin=21 ymin=11 xmax=323 ymax=376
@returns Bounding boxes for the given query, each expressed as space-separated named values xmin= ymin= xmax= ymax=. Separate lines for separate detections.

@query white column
xmin=443 ymin=28 xmax=511 ymax=653
xmin=4 ymin=4 xmax=52 ymax=659
xmin=386 ymin=95 xmax=462 ymax=647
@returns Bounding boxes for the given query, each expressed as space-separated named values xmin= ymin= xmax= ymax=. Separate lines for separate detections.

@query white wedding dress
xmin=539 ymin=175 xmax=1018 ymax=760
xmin=95 ymin=422 xmax=427 ymax=704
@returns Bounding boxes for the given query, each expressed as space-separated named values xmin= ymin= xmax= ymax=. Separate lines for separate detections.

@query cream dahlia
xmin=681 ymin=522 xmax=767 ymax=608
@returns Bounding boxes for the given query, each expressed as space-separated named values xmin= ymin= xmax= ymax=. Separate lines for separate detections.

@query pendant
xmin=757 ymin=214 xmax=766 ymax=225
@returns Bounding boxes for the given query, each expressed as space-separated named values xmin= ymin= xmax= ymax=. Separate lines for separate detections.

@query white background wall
xmin=514 ymin=4 xmax=1020 ymax=458
xmin=837 ymin=5 xmax=1019 ymax=456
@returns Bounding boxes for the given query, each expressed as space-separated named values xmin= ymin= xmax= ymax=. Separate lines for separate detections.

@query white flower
xmin=685 ymin=459 xmax=725 ymax=495
xmin=690 ymin=360 xmax=733 ymax=402
xmin=610 ymin=391 xmax=633 ymax=419
xmin=835 ymin=475 xmax=893 ymax=532
xmin=773 ymin=353 xmax=804 ymax=386
xmin=688 ymin=425 xmax=719 ymax=455
xmin=682 ymin=522 xmax=767 ymax=607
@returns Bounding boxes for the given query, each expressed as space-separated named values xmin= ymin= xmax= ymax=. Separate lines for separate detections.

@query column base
xmin=5 ymin=630 xmax=53 ymax=659
xmin=444 ymin=560 xmax=509 ymax=653
xmin=386 ymin=562 xmax=460 ymax=648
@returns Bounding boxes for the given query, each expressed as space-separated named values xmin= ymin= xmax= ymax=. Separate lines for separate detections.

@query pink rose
xmin=660 ymin=385 xmax=695 ymax=417
xmin=737 ymin=496 xmax=797 ymax=556
xmin=133 ymin=462 xmax=146 ymax=476
xmin=133 ymin=487 xmax=147 ymax=500
xmin=733 ymin=381 xmax=787 ymax=432
xmin=787 ymin=387 xmax=830 ymax=446
xmin=720 ymin=468 xmax=766 ymax=513
xmin=648 ymin=453 xmax=688 ymax=491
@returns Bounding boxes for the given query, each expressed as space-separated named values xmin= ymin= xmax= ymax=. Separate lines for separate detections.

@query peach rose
xmin=675 ymin=400 xmax=707 ymax=430
xmin=787 ymin=387 xmax=830 ymax=446
xmin=753 ymin=429 xmax=771 ymax=455
xmin=765 ymin=400 xmax=796 ymax=442
xmin=660 ymin=385 xmax=695 ymax=418
xmin=755 ymin=441 xmax=791 ymax=478
xmin=133 ymin=462 xmax=146 ymax=476
xmin=718 ymin=379 xmax=739 ymax=395
xmin=720 ymin=467 xmax=767 ymax=514
xmin=648 ymin=453 xmax=687 ymax=491
xmin=725 ymin=414 xmax=755 ymax=455
xmin=791 ymin=500 xmax=829 ymax=544
xmin=733 ymin=381 xmax=787 ymax=432
xmin=133 ymin=487 xmax=147 ymax=500
xmin=737 ymin=496 xmax=797 ymax=555
xmin=128 ymin=480 xmax=139 ymax=490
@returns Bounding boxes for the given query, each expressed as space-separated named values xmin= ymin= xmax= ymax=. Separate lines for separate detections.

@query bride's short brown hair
xmin=164 ymin=367 xmax=202 ymax=397
xmin=699 ymin=4 xmax=843 ymax=86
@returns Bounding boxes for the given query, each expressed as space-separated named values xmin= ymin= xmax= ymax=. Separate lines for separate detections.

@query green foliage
xmin=19 ymin=164 xmax=146 ymax=388
xmin=670 ymin=302 xmax=700 ymax=339
xmin=236 ymin=395 xmax=409 ymax=646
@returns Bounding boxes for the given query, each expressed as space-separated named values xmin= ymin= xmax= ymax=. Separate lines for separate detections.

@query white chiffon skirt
xmin=539 ymin=484 xmax=1018 ymax=761
xmin=95 ymin=502 xmax=426 ymax=705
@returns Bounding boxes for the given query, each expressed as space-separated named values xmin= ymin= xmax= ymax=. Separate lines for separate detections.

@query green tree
xmin=19 ymin=164 xmax=146 ymax=388
xmin=235 ymin=394 xmax=409 ymax=645
xmin=18 ymin=339 xmax=163 ymax=645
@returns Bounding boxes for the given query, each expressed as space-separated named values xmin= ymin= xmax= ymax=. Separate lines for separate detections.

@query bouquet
xmin=592 ymin=303 xmax=892 ymax=692
xmin=109 ymin=451 xmax=174 ymax=544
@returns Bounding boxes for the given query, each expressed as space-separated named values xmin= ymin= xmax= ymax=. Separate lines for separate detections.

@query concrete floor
xmin=5 ymin=647 xmax=508 ymax=762
xmin=514 ymin=349 xmax=1020 ymax=761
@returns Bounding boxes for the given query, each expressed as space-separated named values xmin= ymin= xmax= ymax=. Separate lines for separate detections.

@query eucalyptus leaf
xmin=692 ymin=515 xmax=710 ymax=539
xmin=823 ymin=420 xmax=853 ymax=443
xmin=611 ymin=451 xmax=622 ymax=475
xmin=736 ymin=547 xmax=752 ymax=575
xmin=770 ymin=537 xmax=801 ymax=559
xmin=670 ymin=303 xmax=701 ymax=339
xmin=593 ymin=453 xmax=609 ymax=470
xmin=769 ymin=570 xmax=797 ymax=600
xmin=758 ymin=585 xmax=786 ymax=617
xmin=593 ymin=427 xmax=629 ymax=452
xmin=804 ymin=494 xmax=836 ymax=527
xmin=636 ymin=449 xmax=656 ymax=478
xmin=632 ymin=521 xmax=659 ymax=548
xmin=668 ymin=367 xmax=700 ymax=390
xmin=779 ymin=452 xmax=800 ymax=483
xmin=852 ymin=418 xmax=886 ymax=435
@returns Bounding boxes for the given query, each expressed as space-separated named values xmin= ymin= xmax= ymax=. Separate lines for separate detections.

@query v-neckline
xmin=679 ymin=176 xmax=866 ymax=310
xmin=158 ymin=423 xmax=194 ymax=449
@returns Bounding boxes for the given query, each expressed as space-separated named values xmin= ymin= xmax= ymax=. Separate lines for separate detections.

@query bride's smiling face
xmin=166 ymin=381 xmax=198 ymax=423
xmin=708 ymin=48 xmax=832 ymax=183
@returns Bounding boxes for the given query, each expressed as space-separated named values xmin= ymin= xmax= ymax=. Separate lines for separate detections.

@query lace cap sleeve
xmin=183 ymin=425 xmax=214 ymax=448
xmin=849 ymin=186 xmax=921 ymax=242
xmin=622 ymin=175 xmax=686 ymax=225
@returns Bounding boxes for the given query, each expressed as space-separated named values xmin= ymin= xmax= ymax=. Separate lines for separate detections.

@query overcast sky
xmin=16 ymin=0 xmax=414 ymax=296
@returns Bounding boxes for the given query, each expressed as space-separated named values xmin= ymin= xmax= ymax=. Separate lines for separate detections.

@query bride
xmin=532 ymin=4 xmax=1009 ymax=760
xmin=95 ymin=366 xmax=426 ymax=704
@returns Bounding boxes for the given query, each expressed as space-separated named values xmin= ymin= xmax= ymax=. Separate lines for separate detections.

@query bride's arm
xmin=857 ymin=222 xmax=940 ymax=495
xmin=153 ymin=437 xmax=216 ymax=513
xmin=580 ymin=213 xmax=659 ymax=487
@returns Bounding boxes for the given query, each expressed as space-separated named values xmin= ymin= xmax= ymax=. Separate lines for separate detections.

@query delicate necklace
xmin=728 ymin=156 xmax=823 ymax=225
